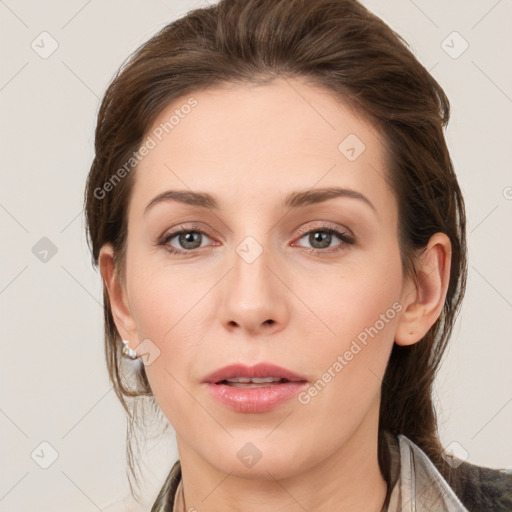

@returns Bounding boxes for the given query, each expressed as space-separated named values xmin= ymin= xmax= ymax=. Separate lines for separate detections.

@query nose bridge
xmin=232 ymin=233 xmax=274 ymax=306
xmin=219 ymin=230 xmax=288 ymax=334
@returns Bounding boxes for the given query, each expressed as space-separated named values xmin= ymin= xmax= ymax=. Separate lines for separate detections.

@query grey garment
xmin=386 ymin=434 xmax=468 ymax=511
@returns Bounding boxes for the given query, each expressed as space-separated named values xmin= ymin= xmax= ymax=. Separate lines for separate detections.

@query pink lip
xmin=202 ymin=362 xmax=308 ymax=383
xmin=203 ymin=363 xmax=308 ymax=414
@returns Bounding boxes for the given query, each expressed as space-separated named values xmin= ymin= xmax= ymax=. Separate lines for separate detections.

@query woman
xmin=84 ymin=0 xmax=512 ymax=510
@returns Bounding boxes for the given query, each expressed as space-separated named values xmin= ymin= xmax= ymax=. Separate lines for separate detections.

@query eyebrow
xmin=144 ymin=186 xmax=376 ymax=214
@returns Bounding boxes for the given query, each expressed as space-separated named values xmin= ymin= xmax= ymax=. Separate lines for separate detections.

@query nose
xmin=218 ymin=237 xmax=290 ymax=337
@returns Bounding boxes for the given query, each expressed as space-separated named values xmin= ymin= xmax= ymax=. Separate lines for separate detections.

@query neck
xmin=175 ymin=405 xmax=388 ymax=512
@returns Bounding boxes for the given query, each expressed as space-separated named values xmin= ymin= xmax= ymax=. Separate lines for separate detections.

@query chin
xmin=199 ymin=436 xmax=317 ymax=481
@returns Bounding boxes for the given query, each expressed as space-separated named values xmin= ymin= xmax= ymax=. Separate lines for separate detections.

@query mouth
xmin=203 ymin=363 xmax=308 ymax=413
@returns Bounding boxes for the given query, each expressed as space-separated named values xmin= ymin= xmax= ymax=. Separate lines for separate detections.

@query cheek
xmin=299 ymin=244 xmax=403 ymax=351
xmin=294 ymin=246 xmax=403 ymax=406
xmin=126 ymin=247 xmax=208 ymax=342
xmin=124 ymin=252 xmax=212 ymax=414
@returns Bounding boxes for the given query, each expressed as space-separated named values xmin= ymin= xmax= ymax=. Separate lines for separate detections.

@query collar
xmin=385 ymin=434 xmax=468 ymax=511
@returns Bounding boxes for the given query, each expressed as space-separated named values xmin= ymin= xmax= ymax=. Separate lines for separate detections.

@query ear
xmin=395 ymin=233 xmax=452 ymax=346
xmin=98 ymin=244 xmax=138 ymax=342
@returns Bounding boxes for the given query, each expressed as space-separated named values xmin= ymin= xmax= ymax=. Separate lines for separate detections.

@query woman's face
xmin=116 ymin=78 xmax=412 ymax=478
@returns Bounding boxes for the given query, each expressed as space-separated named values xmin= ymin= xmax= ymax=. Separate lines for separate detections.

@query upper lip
xmin=202 ymin=363 xmax=308 ymax=384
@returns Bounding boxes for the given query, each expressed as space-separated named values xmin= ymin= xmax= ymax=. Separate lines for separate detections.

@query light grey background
xmin=1 ymin=0 xmax=511 ymax=510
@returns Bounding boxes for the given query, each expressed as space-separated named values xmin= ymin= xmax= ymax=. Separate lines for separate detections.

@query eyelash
xmin=158 ymin=222 xmax=355 ymax=257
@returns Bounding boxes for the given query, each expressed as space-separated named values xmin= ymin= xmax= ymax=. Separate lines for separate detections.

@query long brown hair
xmin=85 ymin=0 xmax=467 ymax=502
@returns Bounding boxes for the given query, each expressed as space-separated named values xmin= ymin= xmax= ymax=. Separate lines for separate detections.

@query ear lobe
xmin=394 ymin=233 xmax=452 ymax=347
xmin=98 ymin=245 xmax=137 ymax=340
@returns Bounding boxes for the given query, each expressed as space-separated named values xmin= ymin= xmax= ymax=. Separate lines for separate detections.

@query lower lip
xmin=205 ymin=381 xmax=308 ymax=413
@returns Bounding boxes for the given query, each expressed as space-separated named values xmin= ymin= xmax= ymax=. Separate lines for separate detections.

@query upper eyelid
xmin=162 ymin=222 xmax=213 ymax=237
xmin=295 ymin=221 xmax=353 ymax=237
xmin=162 ymin=221 xmax=350 ymax=237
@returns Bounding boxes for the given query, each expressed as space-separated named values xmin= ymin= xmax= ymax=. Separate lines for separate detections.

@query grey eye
xmin=167 ymin=230 xmax=211 ymax=251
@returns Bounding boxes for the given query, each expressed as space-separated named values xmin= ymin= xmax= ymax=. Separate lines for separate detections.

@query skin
xmin=100 ymin=77 xmax=451 ymax=511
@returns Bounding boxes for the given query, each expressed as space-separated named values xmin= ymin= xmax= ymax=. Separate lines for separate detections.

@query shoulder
xmin=385 ymin=432 xmax=512 ymax=512
xmin=151 ymin=459 xmax=182 ymax=512
xmin=388 ymin=430 xmax=512 ymax=512
xmin=454 ymin=459 xmax=512 ymax=512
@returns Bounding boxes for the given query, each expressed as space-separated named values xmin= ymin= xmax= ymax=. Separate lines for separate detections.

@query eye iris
xmin=179 ymin=231 xmax=202 ymax=249
xmin=309 ymin=231 xmax=331 ymax=249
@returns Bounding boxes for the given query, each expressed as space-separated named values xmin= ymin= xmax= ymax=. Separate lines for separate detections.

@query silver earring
xmin=121 ymin=339 xmax=138 ymax=359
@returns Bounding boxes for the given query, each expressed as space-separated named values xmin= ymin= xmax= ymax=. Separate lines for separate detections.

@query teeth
xmin=252 ymin=377 xmax=281 ymax=383
xmin=224 ymin=377 xmax=282 ymax=383
xmin=225 ymin=377 xmax=252 ymax=383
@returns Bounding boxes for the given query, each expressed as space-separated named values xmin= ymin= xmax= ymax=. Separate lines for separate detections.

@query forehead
xmin=131 ymin=78 xmax=392 ymax=216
